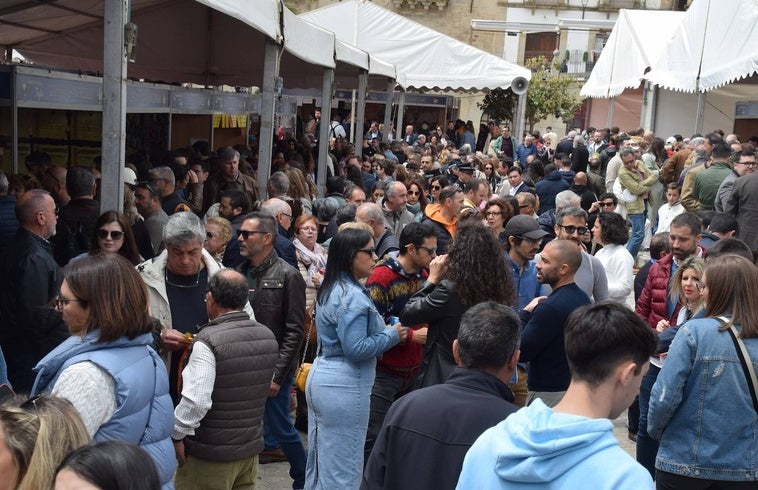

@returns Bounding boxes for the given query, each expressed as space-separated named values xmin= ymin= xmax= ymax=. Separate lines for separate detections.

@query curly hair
xmin=596 ymin=211 xmax=629 ymax=245
xmin=444 ymin=222 xmax=515 ymax=306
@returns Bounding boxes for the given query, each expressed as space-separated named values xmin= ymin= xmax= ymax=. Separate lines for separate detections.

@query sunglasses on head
xmin=97 ymin=229 xmax=124 ymax=240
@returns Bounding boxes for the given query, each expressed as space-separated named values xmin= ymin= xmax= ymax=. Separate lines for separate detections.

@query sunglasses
xmin=600 ymin=201 xmax=616 ymax=208
xmin=431 ymin=185 xmax=441 ymax=190
xmin=97 ymin=229 xmax=124 ymax=240
xmin=358 ymin=247 xmax=376 ymax=256
xmin=408 ymin=190 xmax=420 ymax=196
xmin=237 ymin=229 xmax=269 ymax=240
xmin=558 ymin=224 xmax=589 ymax=235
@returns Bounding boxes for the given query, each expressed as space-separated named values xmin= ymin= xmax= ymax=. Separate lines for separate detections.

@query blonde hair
xmin=670 ymin=257 xmax=705 ymax=311
xmin=0 ymin=394 xmax=90 ymax=490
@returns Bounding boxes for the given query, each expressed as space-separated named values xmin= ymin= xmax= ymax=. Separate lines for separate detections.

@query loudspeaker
xmin=511 ymin=76 xmax=529 ymax=95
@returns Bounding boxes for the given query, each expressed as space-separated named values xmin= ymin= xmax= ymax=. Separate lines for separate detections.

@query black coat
xmin=362 ymin=367 xmax=517 ymax=490
xmin=400 ymin=280 xmax=466 ymax=388
xmin=0 ymin=228 xmax=67 ymax=391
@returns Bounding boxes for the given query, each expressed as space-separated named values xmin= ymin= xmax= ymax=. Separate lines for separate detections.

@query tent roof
xmin=300 ymin=0 xmax=530 ymax=91
xmin=645 ymin=0 xmax=758 ymax=93
xmin=0 ymin=0 xmax=397 ymax=89
xmin=580 ymin=9 xmax=684 ymax=98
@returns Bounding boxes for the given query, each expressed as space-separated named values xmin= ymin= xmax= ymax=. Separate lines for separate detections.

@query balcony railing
xmin=390 ymin=0 xmax=448 ymax=10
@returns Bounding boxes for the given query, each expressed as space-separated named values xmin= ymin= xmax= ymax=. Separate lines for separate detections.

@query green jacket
xmin=618 ymin=161 xmax=657 ymax=214
xmin=693 ymin=160 xmax=732 ymax=211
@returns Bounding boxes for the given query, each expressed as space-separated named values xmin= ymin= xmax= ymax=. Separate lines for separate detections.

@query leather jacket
xmin=237 ymin=250 xmax=306 ymax=385
xmin=400 ymin=279 xmax=466 ymax=388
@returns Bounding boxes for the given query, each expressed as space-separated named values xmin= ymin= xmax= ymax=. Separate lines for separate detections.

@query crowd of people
xmin=0 ymin=118 xmax=757 ymax=490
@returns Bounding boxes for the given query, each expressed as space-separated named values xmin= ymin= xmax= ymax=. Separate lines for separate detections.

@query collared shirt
xmin=173 ymin=341 xmax=215 ymax=440
xmin=507 ymin=255 xmax=543 ymax=311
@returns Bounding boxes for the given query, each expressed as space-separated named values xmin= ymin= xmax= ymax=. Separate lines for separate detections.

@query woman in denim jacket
xmin=648 ymin=254 xmax=758 ymax=488
xmin=305 ymin=227 xmax=407 ymax=489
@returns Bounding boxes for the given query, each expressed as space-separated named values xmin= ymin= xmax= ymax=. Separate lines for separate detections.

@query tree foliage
xmin=478 ymin=56 xmax=583 ymax=131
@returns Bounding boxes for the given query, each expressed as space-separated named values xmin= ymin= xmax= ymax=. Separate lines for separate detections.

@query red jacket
xmin=635 ymin=253 xmax=680 ymax=328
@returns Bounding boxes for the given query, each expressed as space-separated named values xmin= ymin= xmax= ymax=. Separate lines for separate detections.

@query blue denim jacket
xmin=316 ymin=275 xmax=399 ymax=361
xmin=507 ymin=255 xmax=544 ymax=311
xmin=648 ymin=317 xmax=758 ymax=481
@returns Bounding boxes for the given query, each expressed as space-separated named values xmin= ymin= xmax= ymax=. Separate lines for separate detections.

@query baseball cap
xmin=665 ymin=136 xmax=677 ymax=146
xmin=123 ymin=167 xmax=138 ymax=186
xmin=504 ymin=215 xmax=550 ymax=240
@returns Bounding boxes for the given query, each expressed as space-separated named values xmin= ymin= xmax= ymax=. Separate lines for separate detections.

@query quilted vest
xmin=184 ymin=311 xmax=279 ymax=462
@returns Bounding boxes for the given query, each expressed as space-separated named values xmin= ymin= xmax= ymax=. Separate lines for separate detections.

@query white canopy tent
xmin=301 ymin=0 xmax=531 ymax=136
xmin=0 ymin=0 xmax=399 ymax=203
xmin=580 ymin=10 xmax=684 ymax=99
xmin=301 ymin=0 xmax=530 ymax=91
xmin=645 ymin=0 xmax=758 ymax=93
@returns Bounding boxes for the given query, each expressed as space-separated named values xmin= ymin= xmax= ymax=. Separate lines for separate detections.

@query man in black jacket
xmin=237 ymin=211 xmax=306 ymax=489
xmin=0 ymin=189 xmax=65 ymax=392
xmin=363 ymin=301 xmax=520 ymax=490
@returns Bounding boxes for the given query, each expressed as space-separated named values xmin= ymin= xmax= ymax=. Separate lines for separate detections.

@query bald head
xmin=17 ymin=189 xmax=57 ymax=239
xmin=574 ymin=172 xmax=588 ymax=185
xmin=208 ymin=269 xmax=249 ymax=312
xmin=546 ymin=239 xmax=582 ymax=274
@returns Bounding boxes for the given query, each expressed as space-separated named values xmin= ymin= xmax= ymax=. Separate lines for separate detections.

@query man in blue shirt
xmin=502 ymin=215 xmax=549 ymax=407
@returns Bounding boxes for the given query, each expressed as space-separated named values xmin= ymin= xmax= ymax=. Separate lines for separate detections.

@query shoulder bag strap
xmin=301 ymin=306 xmax=314 ymax=367
xmin=138 ymin=355 xmax=158 ymax=445
xmin=719 ymin=316 xmax=758 ymax=414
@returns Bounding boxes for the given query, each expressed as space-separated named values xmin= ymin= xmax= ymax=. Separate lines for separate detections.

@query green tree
xmin=477 ymin=56 xmax=583 ymax=131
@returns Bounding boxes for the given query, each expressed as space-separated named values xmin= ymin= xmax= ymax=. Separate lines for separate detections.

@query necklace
xmin=165 ymin=268 xmax=202 ymax=288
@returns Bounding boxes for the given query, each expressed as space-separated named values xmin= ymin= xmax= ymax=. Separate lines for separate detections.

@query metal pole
xmin=354 ymin=70 xmax=367 ymax=152
xmin=515 ymin=93 xmax=527 ymax=141
xmin=395 ymin=90 xmax=405 ymax=142
xmin=11 ymin=68 xmax=18 ymax=173
xmin=383 ymin=79 xmax=394 ymax=142
xmin=257 ymin=39 xmax=280 ymax=200
xmin=349 ymin=89 xmax=356 ymax=144
xmin=695 ymin=91 xmax=706 ymax=135
xmin=316 ymin=68 xmax=335 ymax=197
xmin=606 ymin=96 xmax=615 ymax=128
xmin=101 ymin=0 xmax=127 ymax=213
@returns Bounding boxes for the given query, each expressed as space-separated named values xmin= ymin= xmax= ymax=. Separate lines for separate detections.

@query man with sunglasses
xmin=237 ymin=211 xmax=306 ymax=488
xmin=540 ymin=207 xmax=608 ymax=304
xmin=0 ymin=189 xmax=64 ymax=392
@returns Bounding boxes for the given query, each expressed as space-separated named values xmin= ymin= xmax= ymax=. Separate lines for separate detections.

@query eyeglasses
xmin=408 ymin=190 xmax=420 ymax=196
xmin=485 ymin=211 xmax=502 ymax=217
xmin=237 ymin=229 xmax=269 ymax=240
xmin=358 ymin=247 xmax=376 ymax=256
xmin=280 ymin=213 xmax=292 ymax=219
xmin=600 ymin=201 xmax=616 ymax=208
xmin=431 ymin=185 xmax=441 ymax=190
xmin=54 ymin=294 xmax=84 ymax=310
xmin=97 ymin=229 xmax=124 ymax=240
xmin=38 ymin=207 xmax=59 ymax=217
xmin=738 ymin=161 xmax=757 ymax=167
xmin=558 ymin=224 xmax=589 ymax=235
xmin=695 ymin=281 xmax=707 ymax=292
xmin=417 ymin=245 xmax=437 ymax=255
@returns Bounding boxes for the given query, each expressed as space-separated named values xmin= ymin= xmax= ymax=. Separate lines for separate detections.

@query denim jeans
xmin=263 ymin=375 xmax=306 ymax=489
xmin=364 ymin=369 xmax=416 ymax=462
xmin=637 ymin=364 xmax=660 ymax=478
xmin=627 ymin=212 xmax=646 ymax=259
xmin=306 ymin=355 xmax=376 ymax=489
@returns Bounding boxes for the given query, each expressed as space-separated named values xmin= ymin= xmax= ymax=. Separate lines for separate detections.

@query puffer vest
xmin=184 ymin=311 xmax=279 ymax=462
xmin=32 ymin=331 xmax=176 ymax=489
